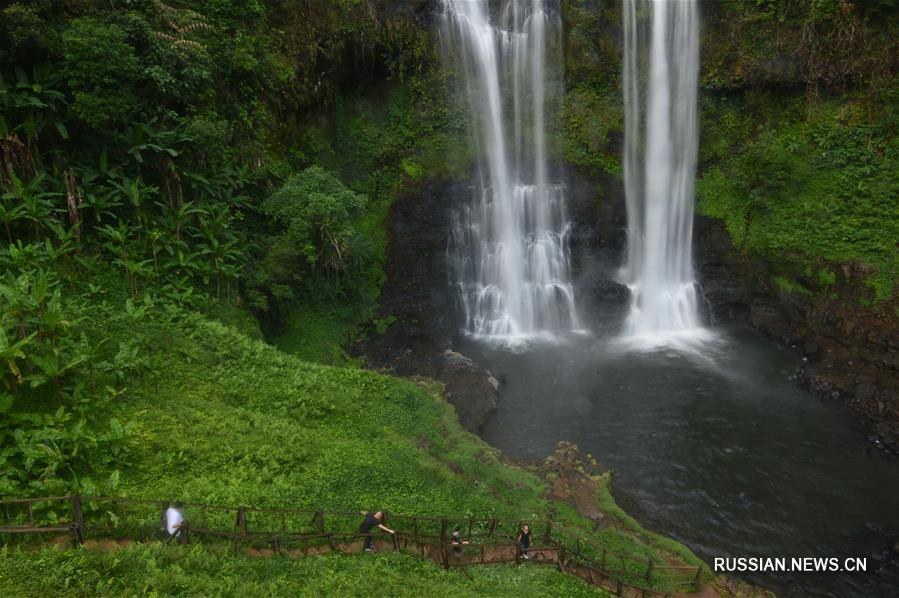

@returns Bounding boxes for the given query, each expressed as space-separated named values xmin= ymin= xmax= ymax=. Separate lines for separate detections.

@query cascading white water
xmin=442 ymin=0 xmax=579 ymax=344
xmin=621 ymin=0 xmax=704 ymax=342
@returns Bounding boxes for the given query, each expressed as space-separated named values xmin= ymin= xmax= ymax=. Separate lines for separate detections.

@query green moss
xmin=267 ymin=304 xmax=358 ymax=365
xmin=593 ymin=474 xmax=711 ymax=580
xmin=774 ymin=275 xmax=813 ymax=296
xmin=561 ymin=83 xmax=623 ymax=177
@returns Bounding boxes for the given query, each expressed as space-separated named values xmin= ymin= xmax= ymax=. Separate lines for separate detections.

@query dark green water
xmin=468 ymin=326 xmax=899 ymax=597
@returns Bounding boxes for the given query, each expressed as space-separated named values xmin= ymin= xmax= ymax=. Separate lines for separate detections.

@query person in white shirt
xmin=164 ymin=501 xmax=185 ymax=539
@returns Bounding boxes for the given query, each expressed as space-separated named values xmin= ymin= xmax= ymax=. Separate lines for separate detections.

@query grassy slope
xmin=0 ymin=546 xmax=606 ymax=597
xmin=1 ymin=302 xmax=707 ymax=594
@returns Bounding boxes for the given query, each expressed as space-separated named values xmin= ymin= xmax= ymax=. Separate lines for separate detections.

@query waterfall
xmin=442 ymin=0 xmax=580 ymax=345
xmin=621 ymin=0 xmax=704 ymax=342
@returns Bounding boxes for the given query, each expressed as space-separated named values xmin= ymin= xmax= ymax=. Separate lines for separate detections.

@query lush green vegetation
xmin=0 ymin=292 xmax=708 ymax=594
xmin=0 ymin=0 xmax=469 ymax=501
xmin=0 ymin=544 xmax=608 ymax=597
xmin=265 ymin=82 xmax=471 ymax=360
xmin=696 ymin=89 xmax=898 ymax=301
xmin=11 ymin=0 xmax=895 ymax=594
xmin=695 ymin=0 xmax=898 ymax=302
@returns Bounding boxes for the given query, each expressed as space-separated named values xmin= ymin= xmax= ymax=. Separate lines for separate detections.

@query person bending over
xmin=358 ymin=510 xmax=395 ymax=552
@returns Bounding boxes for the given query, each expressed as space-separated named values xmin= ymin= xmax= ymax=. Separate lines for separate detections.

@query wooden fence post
xmin=694 ymin=565 xmax=702 ymax=584
xmin=70 ymin=495 xmax=84 ymax=545
xmin=236 ymin=507 xmax=248 ymax=536
xmin=616 ymin=580 xmax=623 ymax=597
xmin=314 ymin=511 xmax=324 ymax=534
xmin=439 ymin=518 xmax=449 ymax=569
xmin=272 ymin=535 xmax=281 ymax=556
xmin=543 ymin=506 xmax=554 ymax=544
xmin=645 ymin=559 xmax=654 ymax=582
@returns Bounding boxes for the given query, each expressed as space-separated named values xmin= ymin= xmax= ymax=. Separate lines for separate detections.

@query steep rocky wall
xmin=696 ymin=217 xmax=899 ymax=451
xmin=347 ymin=178 xmax=500 ymax=433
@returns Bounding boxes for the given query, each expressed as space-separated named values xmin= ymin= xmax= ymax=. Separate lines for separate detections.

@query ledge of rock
xmin=539 ymin=441 xmax=607 ymax=523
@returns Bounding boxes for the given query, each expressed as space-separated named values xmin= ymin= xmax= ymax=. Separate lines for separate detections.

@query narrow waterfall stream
xmin=621 ymin=0 xmax=705 ymax=343
xmin=442 ymin=0 xmax=579 ymax=344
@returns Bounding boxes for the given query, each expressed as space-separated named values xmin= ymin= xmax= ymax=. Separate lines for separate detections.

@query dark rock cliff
xmin=350 ymin=167 xmax=626 ymax=433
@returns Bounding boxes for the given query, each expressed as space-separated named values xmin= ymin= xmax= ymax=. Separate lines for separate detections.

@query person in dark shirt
xmin=358 ymin=511 xmax=395 ymax=551
xmin=451 ymin=525 xmax=469 ymax=556
xmin=516 ymin=524 xmax=531 ymax=560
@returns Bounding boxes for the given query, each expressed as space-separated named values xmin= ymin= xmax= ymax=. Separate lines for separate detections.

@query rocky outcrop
xmin=539 ymin=441 xmax=607 ymax=523
xmin=695 ymin=216 xmax=899 ymax=452
xmin=437 ymin=350 xmax=499 ymax=432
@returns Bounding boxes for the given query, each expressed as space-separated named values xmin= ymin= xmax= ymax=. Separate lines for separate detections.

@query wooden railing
xmin=0 ymin=495 xmax=705 ymax=597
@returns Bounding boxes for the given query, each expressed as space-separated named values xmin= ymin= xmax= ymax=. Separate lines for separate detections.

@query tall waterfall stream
xmin=442 ymin=0 xmax=580 ymax=344
xmin=621 ymin=0 xmax=705 ymax=344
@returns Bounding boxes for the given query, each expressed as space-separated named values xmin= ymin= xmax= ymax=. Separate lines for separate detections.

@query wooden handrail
xmin=0 ymin=494 xmax=704 ymax=596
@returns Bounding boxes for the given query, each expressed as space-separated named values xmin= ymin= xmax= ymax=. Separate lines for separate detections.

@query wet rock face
xmin=437 ymin=350 xmax=498 ymax=432
xmin=695 ymin=216 xmax=899 ymax=451
xmin=352 ymin=168 xmax=623 ymax=433
xmin=567 ymin=169 xmax=631 ymax=333
xmin=349 ymin=178 xmax=498 ymax=433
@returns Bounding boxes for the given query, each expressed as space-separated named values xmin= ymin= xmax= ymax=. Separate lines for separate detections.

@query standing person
xmin=516 ymin=523 xmax=531 ymax=560
xmin=164 ymin=501 xmax=185 ymax=541
xmin=358 ymin=511 xmax=395 ymax=552
xmin=451 ymin=525 xmax=469 ymax=556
